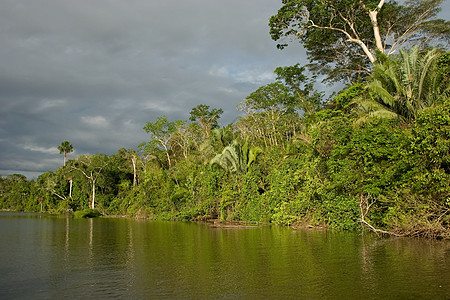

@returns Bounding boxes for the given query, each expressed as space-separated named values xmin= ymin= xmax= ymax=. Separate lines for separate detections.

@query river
xmin=0 ymin=212 xmax=448 ymax=299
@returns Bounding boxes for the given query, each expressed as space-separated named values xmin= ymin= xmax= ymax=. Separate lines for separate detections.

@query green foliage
xmin=332 ymin=82 xmax=365 ymax=111
xmin=354 ymin=47 xmax=447 ymax=123
xmin=142 ymin=115 xmax=180 ymax=168
xmin=236 ymin=80 xmax=305 ymax=148
xmin=274 ymin=63 xmax=324 ymax=113
xmin=235 ymin=167 xmax=264 ymax=222
xmin=74 ymin=209 xmax=102 ymax=218
xmin=318 ymin=196 xmax=360 ymax=230
xmin=400 ymin=100 xmax=450 ymax=211
xmin=243 ymin=82 xmax=297 ymax=112
xmin=189 ymin=104 xmax=223 ymax=138
xmin=57 ymin=140 xmax=74 ymax=166
xmin=210 ymin=139 xmax=262 ymax=174
xmin=272 ymin=202 xmax=302 ymax=226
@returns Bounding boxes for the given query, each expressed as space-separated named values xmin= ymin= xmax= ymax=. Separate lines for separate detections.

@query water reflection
xmin=0 ymin=213 xmax=449 ymax=299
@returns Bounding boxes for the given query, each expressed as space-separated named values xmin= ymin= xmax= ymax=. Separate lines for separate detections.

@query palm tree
xmin=58 ymin=141 xmax=74 ymax=166
xmin=353 ymin=47 xmax=447 ymax=124
xmin=210 ymin=139 xmax=262 ymax=174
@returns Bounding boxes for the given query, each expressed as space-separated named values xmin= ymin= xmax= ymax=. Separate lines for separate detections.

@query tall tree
xmin=142 ymin=116 xmax=180 ymax=168
xmin=274 ymin=63 xmax=323 ymax=113
xmin=69 ymin=154 xmax=107 ymax=210
xmin=189 ymin=104 xmax=223 ymax=138
xmin=237 ymin=82 xmax=297 ymax=147
xmin=269 ymin=0 xmax=449 ymax=82
xmin=170 ymin=122 xmax=202 ymax=159
xmin=117 ymin=148 xmax=140 ymax=187
xmin=57 ymin=141 xmax=74 ymax=166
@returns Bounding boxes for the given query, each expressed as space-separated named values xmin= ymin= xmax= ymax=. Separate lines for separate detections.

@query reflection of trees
xmin=359 ymin=235 xmax=450 ymax=298
xmin=65 ymin=217 xmax=70 ymax=259
xmin=39 ymin=219 xmax=450 ymax=298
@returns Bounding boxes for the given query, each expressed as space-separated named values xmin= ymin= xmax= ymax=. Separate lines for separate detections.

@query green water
xmin=0 ymin=212 xmax=448 ymax=299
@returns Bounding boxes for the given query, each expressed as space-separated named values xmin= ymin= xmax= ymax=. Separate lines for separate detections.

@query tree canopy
xmin=142 ymin=115 xmax=181 ymax=168
xmin=189 ymin=104 xmax=223 ymax=138
xmin=269 ymin=0 xmax=449 ymax=82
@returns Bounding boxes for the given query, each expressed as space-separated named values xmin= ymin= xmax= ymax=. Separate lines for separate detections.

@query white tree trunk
xmin=91 ymin=179 xmax=96 ymax=209
xmin=369 ymin=0 xmax=386 ymax=54
xmin=163 ymin=145 xmax=171 ymax=167
xmin=131 ymin=156 xmax=137 ymax=186
xmin=350 ymin=38 xmax=376 ymax=63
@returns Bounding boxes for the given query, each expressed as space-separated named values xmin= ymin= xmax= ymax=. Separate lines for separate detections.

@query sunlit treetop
xmin=269 ymin=0 xmax=449 ymax=83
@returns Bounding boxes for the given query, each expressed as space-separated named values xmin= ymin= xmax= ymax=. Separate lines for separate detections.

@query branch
xmin=308 ymin=20 xmax=375 ymax=63
xmin=387 ymin=6 xmax=436 ymax=55
xmin=308 ymin=19 xmax=354 ymax=40
xmin=46 ymin=188 xmax=67 ymax=201
xmin=436 ymin=208 xmax=450 ymax=223
xmin=383 ymin=21 xmax=395 ymax=51
xmin=359 ymin=193 xmax=404 ymax=237
xmin=71 ymin=166 xmax=91 ymax=180
xmin=336 ymin=9 xmax=360 ymax=40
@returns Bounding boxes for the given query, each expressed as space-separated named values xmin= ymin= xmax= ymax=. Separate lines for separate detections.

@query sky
xmin=0 ymin=0 xmax=448 ymax=180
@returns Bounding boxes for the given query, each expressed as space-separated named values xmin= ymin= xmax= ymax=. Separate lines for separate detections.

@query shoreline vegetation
xmin=1 ymin=52 xmax=449 ymax=239
xmin=1 ymin=60 xmax=449 ymax=239
xmin=1 ymin=1 xmax=449 ymax=239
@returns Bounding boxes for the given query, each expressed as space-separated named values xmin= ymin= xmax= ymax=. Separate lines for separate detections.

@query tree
xmin=274 ymin=63 xmax=323 ymax=114
xmin=210 ymin=139 xmax=262 ymax=174
xmin=237 ymin=82 xmax=297 ymax=147
xmin=353 ymin=47 xmax=448 ymax=123
xmin=189 ymin=104 xmax=223 ymax=138
xmin=57 ymin=141 xmax=74 ymax=166
xmin=269 ymin=0 xmax=449 ymax=82
xmin=0 ymin=174 xmax=31 ymax=211
xmin=211 ymin=125 xmax=236 ymax=150
xmin=38 ymin=171 xmax=68 ymax=202
xmin=142 ymin=116 xmax=180 ymax=168
xmin=117 ymin=148 xmax=140 ymax=187
xmin=69 ymin=154 xmax=107 ymax=209
xmin=170 ymin=122 xmax=202 ymax=159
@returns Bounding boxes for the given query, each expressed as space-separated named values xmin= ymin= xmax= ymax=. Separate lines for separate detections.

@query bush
xmin=74 ymin=209 xmax=102 ymax=218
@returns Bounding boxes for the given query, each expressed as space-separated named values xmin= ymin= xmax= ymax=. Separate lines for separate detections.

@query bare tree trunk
xmin=160 ymin=141 xmax=172 ymax=168
xmin=165 ymin=148 xmax=172 ymax=167
xmin=91 ymin=179 xmax=96 ymax=209
xmin=131 ymin=156 xmax=137 ymax=186
xmin=69 ymin=178 xmax=73 ymax=198
xmin=369 ymin=0 xmax=385 ymax=53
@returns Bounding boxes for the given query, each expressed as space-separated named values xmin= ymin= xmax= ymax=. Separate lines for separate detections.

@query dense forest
xmin=1 ymin=0 xmax=449 ymax=239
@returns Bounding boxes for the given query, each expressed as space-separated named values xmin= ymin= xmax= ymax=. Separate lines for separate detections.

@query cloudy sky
xmin=0 ymin=0 xmax=448 ymax=179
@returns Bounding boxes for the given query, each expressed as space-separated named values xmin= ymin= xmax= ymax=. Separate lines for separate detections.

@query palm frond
xmin=353 ymin=47 xmax=446 ymax=123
